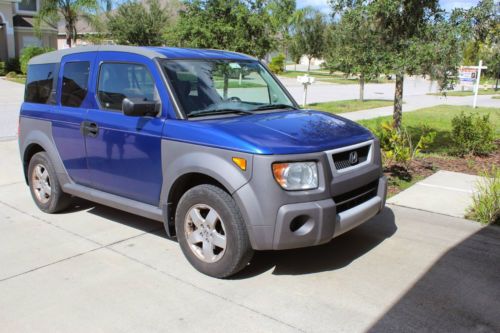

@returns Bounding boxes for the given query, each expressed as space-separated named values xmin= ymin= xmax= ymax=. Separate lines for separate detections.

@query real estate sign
xmin=458 ymin=66 xmax=478 ymax=86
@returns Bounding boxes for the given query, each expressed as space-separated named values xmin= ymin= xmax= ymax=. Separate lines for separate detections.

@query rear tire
xmin=175 ymin=184 xmax=253 ymax=278
xmin=28 ymin=152 xmax=72 ymax=213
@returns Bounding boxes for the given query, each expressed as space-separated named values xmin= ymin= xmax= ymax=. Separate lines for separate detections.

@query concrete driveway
xmin=1 ymin=139 xmax=499 ymax=332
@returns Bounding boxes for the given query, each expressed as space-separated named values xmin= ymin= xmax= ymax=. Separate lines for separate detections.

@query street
xmin=1 ymin=77 xmax=499 ymax=332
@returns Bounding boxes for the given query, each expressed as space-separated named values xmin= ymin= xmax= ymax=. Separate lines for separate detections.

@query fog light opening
xmin=289 ymin=215 xmax=314 ymax=235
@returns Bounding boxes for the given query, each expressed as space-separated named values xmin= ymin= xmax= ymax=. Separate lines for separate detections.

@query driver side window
xmin=97 ymin=63 xmax=159 ymax=111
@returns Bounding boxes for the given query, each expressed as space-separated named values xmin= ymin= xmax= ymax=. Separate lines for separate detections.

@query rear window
xmin=61 ymin=61 xmax=90 ymax=107
xmin=25 ymin=63 xmax=55 ymax=104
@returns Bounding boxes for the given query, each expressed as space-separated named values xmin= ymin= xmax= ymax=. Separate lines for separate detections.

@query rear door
xmin=84 ymin=52 xmax=166 ymax=206
xmin=51 ymin=52 xmax=96 ymax=186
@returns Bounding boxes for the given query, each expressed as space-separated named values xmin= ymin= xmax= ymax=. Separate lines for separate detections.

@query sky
xmin=296 ymin=0 xmax=481 ymax=13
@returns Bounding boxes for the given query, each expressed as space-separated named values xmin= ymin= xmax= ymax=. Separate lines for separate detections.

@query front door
xmin=84 ymin=53 xmax=165 ymax=206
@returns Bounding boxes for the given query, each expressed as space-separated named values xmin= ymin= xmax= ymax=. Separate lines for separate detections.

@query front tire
xmin=28 ymin=152 xmax=72 ymax=213
xmin=175 ymin=184 xmax=253 ymax=278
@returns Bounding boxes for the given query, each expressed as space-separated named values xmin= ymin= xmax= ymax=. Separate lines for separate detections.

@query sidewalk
xmin=340 ymin=94 xmax=500 ymax=121
xmin=387 ymin=170 xmax=484 ymax=219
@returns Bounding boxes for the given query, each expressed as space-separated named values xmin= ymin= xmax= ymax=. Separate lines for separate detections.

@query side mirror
xmin=122 ymin=97 xmax=160 ymax=117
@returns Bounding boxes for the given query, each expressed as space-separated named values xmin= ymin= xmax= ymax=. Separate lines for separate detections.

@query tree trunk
xmin=307 ymin=57 xmax=311 ymax=73
xmin=393 ymin=73 xmax=404 ymax=129
xmin=66 ymin=34 xmax=72 ymax=48
xmin=359 ymin=73 xmax=365 ymax=102
xmin=223 ymin=72 xmax=229 ymax=99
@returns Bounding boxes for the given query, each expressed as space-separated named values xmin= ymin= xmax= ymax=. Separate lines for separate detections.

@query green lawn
xmin=4 ymin=77 xmax=26 ymax=84
xmin=428 ymin=88 xmax=500 ymax=97
xmin=308 ymin=99 xmax=393 ymax=114
xmin=214 ymin=79 xmax=266 ymax=89
xmin=358 ymin=105 xmax=500 ymax=154
xmin=492 ymin=95 xmax=500 ymax=99
xmin=279 ymin=70 xmax=389 ymax=85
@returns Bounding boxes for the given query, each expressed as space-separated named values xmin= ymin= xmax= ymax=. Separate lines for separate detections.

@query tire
xmin=175 ymin=184 xmax=254 ymax=278
xmin=28 ymin=151 xmax=72 ymax=213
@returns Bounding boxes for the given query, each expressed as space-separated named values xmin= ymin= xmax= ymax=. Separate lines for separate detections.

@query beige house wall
xmin=14 ymin=28 xmax=57 ymax=55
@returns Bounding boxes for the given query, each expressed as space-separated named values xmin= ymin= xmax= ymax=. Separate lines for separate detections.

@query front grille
xmin=332 ymin=145 xmax=370 ymax=170
xmin=333 ymin=180 xmax=378 ymax=213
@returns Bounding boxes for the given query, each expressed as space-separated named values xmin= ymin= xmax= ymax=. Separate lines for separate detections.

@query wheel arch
xmin=163 ymin=172 xmax=230 ymax=237
xmin=22 ymin=143 xmax=45 ymax=184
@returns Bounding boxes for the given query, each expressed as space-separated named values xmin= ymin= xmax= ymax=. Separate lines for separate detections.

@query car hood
xmin=164 ymin=110 xmax=374 ymax=155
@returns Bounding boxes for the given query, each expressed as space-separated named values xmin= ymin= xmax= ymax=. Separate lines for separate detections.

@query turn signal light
xmin=232 ymin=157 xmax=247 ymax=171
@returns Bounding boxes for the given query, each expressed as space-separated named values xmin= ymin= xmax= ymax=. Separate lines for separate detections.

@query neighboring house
xmin=0 ymin=0 xmax=57 ymax=61
xmin=57 ymin=17 xmax=114 ymax=49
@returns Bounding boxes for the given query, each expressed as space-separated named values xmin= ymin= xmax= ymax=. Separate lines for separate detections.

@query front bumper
xmin=232 ymin=139 xmax=387 ymax=251
xmin=272 ymin=176 xmax=387 ymax=250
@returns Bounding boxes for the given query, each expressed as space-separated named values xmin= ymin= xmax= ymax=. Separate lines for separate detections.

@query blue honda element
xmin=19 ymin=46 xmax=387 ymax=277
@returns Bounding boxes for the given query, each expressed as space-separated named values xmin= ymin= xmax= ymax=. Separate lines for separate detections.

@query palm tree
xmin=35 ymin=0 xmax=100 ymax=48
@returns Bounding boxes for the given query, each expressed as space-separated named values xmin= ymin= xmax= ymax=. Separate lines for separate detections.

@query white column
xmin=0 ymin=11 xmax=16 ymax=58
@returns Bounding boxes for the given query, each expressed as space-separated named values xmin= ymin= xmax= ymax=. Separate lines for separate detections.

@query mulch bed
xmin=383 ymin=141 xmax=500 ymax=197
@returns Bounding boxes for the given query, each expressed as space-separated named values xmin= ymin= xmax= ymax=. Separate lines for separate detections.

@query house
xmin=0 ymin=0 xmax=57 ymax=61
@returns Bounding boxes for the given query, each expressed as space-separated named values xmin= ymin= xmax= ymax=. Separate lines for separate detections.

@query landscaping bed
xmin=384 ymin=142 xmax=500 ymax=197
xmin=359 ymin=105 xmax=500 ymax=198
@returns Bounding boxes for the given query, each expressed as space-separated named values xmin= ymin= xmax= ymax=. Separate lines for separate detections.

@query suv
xmin=19 ymin=46 xmax=387 ymax=278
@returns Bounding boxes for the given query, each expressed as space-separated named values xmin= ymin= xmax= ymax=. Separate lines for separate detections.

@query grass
xmin=387 ymin=174 xmax=425 ymax=198
xmin=278 ymin=70 xmax=390 ymax=84
xmin=213 ymin=79 xmax=266 ymax=89
xmin=358 ymin=105 xmax=500 ymax=154
xmin=493 ymin=95 xmax=500 ymax=99
xmin=466 ymin=167 xmax=500 ymax=225
xmin=428 ymin=88 xmax=500 ymax=97
xmin=4 ymin=76 xmax=26 ymax=84
xmin=308 ymin=99 xmax=393 ymax=114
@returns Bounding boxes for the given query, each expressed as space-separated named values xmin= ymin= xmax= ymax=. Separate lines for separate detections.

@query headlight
xmin=272 ymin=162 xmax=318 ymax=190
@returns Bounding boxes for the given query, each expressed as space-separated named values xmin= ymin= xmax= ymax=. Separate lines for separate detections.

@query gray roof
xmin=29 ymin=45 xmax=166 ymax=65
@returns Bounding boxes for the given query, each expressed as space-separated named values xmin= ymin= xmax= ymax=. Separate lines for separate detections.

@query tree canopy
xmin=107 ymin=0 xmax=170 ymax=46
xmin=166 ymin=0 xmax=276 ymax=59
xmin=324 ymin=6 xmax=387 ymax=100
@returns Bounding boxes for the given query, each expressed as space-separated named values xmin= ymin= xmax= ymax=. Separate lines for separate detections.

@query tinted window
xmin=18 ymin=0 xmax=37 ymax=11
xmin=61 ymin=62 xmax=90 ymax=107
xmin=25 ymin=63 xmax=55 ymax=104
xmin=98 ymin=63 xmax=159 ymax=111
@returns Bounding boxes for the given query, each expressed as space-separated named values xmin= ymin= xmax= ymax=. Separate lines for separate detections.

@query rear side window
xmin=61 ymin=61 xmax=90 ymax=107
xmin=97 ymin=63 xmax=159 ymax=111
xmin=25 ymin=63 xmax=55 ymax=104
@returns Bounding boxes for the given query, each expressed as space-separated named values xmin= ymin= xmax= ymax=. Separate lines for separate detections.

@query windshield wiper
xmin=251 ymin=104 xmax=297 ymax=111
xmin=188 ymin=108 xmax=253 ymax=118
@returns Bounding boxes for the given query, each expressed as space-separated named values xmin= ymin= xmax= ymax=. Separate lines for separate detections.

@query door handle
xmin=80 ymin=121 xmax=99 ymax=137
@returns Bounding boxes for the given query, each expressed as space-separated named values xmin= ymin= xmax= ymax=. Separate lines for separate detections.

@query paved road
xmin=2 ymin=77 xmax=499 ymax=139
xmin=0 ymin=139 xmax=499 ymax=332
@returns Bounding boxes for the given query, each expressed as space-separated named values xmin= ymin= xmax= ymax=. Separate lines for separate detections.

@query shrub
xmin=5 ymin=57 xmax=20 ymax=73
xmin=269 ymin=54 xmax=285 ymax=74
xmin=0 ymin=61 xmax=5 ymax=76
xmin=466 ymin=167 xmax=500 ymax=225
xmin=20 ymin=46 xmax=54 ymax=74
xmin=451 ymin=112 xmax=495 ymax=156
xmin=373 ymin=121 xmax=435 ymax=168
xmin=6 ymin=71 xmax=18 ymax=78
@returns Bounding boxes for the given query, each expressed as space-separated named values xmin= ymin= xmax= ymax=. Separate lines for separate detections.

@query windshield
xmin=161 ymin=59 xmax=296 ymax=118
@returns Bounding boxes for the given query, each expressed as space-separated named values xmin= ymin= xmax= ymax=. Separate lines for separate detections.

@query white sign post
xmin=473 ymin=60 xmax=487 ymax=108
xmin=297 ymin=74 xmax=315 ymax=107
